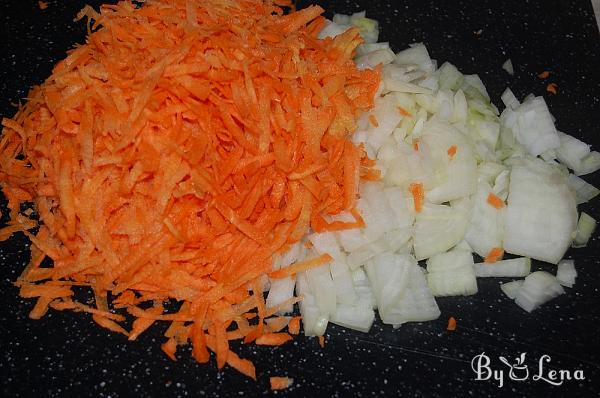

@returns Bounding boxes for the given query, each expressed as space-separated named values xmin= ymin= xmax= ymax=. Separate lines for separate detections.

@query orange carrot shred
xmin=255 ymin=332 xmax=293 ymax=346
xmin=288 ymin=316 xmax=301 ymax=335
xmin=484 ymin=247 xmax=504 ymax=263
xmin=368 ymin=114 xmax=379 ymax=127
xmin=546 ymin=83 xmax=558 ymax=95
xmin=0 ymin=0 xmax=381 ymax=379
xmin=161 ymin=337 xmax=178 ymax=361
xmin=398 ymin=106 xmax=412 ymax=117
xmin=318 ymin=335 xmax=325 ymax=348
xmin=413 ymin=139 xmax=420 ymax=151
xmin=38 ymin=1 xmax=48 ymax=10
xmin=538 ymin=71 xmax=551 ymax=79
xmin=269 ymin=254 xmax=333 ymax=279
xmin=270 ymin=376 xmax=294 ymax=390
xmin=447 ymin=145 xmax=458 ymax=158
xmin=486 ymin=192 xmax=505 ymax=209
xmin=409 ymin=183 xmax=424 ymax=213
xmin=447 ymin=316 xmax=457 ymax=331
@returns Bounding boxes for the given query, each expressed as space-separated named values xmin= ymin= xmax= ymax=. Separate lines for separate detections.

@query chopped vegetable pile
xmin=1 ymin=0 xmax=599 ymax=384
xmin=0 ymin=0 xmax=379 ymax=380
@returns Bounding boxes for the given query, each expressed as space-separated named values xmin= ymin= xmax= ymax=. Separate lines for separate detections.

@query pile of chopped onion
xmin=266 ymin=11 xmax=599 ymax=334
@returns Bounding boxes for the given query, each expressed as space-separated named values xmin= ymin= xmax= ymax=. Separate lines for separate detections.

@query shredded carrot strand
xmin=0 ymin=0 xmax=380 ymax=379
xmin=447 ymin=145 xmax=457 ymax=158
xmin=398 ymin=106 xmax=412 ymax=117
xmin=484 ymin=247 xmax=504 ymax=263
xmin=409 ymin=183 xmax=424 ymax=213
xmin=538 ymin=71 xmax=551 ymax=79
xmin=318 ymin=335 xmax=325 ymax=348
xmin=447 ymin=316 xmax=457 ymax=331
xmin=368 ymin=114 xmax=379 ymax=127
xmin=268 ymin=254 xmax=333 ymax=279
xmin=288 ymin=316 xmax=301 ymax=335
xmin=255 ymin=332 xmax=293 ymax=346
xmin=486 ymin=192 xmax=505 ymax=209
xmin=546 ymin=83 xmax=558 ymax=95
xmin=270 ymin=376 xmax=294 ymax=390
xmin=412 ymin=139 xmax=420 ymax=151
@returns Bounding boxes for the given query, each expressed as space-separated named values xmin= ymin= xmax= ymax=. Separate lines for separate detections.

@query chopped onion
xmin=501 ymin=87 xmax=519 ymax=110
xmin=500 ymin=280 xmax=524 ymax=299
xmin=502 ymin=59 xmax=514 ymax=75
xmin=474 ymin=257 xmax=531 ymax=278
xmin=513 ymin=271 xmax=564 ymax=312
xmin=503 ymin=158 xmax=578 ymax=264
xmin=567 ymin=174 xmax=600 ymax=204
xmin=556 ymin=259 xmax=577 ymax=288
xmin=500 ymin=96 xmax=560 ymax=157
xmin=426 ymin=249 xmax=478 ymax=296
xmin=573 ymin=212 xmax=596 ymax=248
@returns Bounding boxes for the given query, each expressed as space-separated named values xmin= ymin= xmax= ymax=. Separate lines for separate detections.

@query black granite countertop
xmin=1 ymin=1 xmax=599 ymax=396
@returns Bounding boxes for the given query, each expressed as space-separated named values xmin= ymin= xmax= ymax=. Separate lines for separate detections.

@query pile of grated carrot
xmin=0 ymin=0 xmax=379 ymax=379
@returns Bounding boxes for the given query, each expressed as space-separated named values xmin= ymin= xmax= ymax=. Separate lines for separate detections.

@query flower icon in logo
xmin=499 ymin=352 xmax=529 ymax=381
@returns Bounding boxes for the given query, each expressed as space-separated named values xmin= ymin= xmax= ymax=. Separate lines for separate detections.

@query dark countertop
xmin=1 ymin=1 xmax=599 ymax=396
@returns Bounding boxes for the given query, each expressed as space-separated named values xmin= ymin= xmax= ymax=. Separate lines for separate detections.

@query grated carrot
xmin=412 ymin=139 xmax=420 ymax=151
xmin=288 ymin=316 xmax=301 ymax=335
xmin=255 ymin=332 xmax=293 ymax=346
xmin=368 ymin=114 xmax=379 ymax=127
xmin=0 ymin=0 xmax=380 ymax=380
xmin=447 ymin=316 xmax=457 ymax=331
xmin=486 ymin=192 xmax=505 ymax=209
xmin=538 ymin=71 xmax=551 ymax=79
xmin=318 ymin=335 xmax=325 ymax=348
xmin=270 ymin=376 xmax=294 ymax=390
xmin=409 ymin=182 xmax=424 ymax=213
xmin=38 ymin=1 xmax=48 ymax=10
xmin=484 ymin=247 xmax=504 ymax=263
xmin=398 ymin=106 xmax=412 ymax=117
xmin=546 ymin=83 xmax=558 ymax=95
xmin=447 ymin=145 xmax=457 ymax=158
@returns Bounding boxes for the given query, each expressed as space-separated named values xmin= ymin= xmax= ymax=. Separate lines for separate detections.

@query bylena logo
xmin=471 ymin=352 xmax=585 ymax=388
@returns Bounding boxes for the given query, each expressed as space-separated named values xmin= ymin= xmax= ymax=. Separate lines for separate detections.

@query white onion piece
xmin=502 ymin=59 xmax=514 ymax=75
xmin=317 ymin=20 xmax=350 ymax=39
xmin=575 ymin=151 xmax=600 ymax=176
xmin=365 ymin=252 xmax=411 ymax=324
xmin=296 ymin=272 xmax=328 ymax=336
xmin=474 ymin=257 xmax=531 ymax=278
xmin=329 ymin=260 xmax=359 ymax=304
xmin=420 ymin=121 xmax=478 ymax=203
xmin=438 ymin=62 xmax=464 ymax=91
xmin=426 ymin=249 xmax=478 ymax=296
xmin=567 ymin=174 xmax=600 ymax=204
xmin=389 ymin=260 xmax=440 ymax=325
xmin=555 ymin=131 xmax=591 ymax=173
xmin=330 ymin=303 xmax=375 ymax=333
xmin=573 ymin=212 xmax=596 ymax=248
xmin=413 ymin=202 xmax=470 ymax=261
xmin=501 ymin=87 xmax=519 ymax=110
xmin=465 ymin=181 xmax=505 ymax=258
xmin=305 ymin=263 xmax=337 ymax=317
xmin=500 ymin=280 xmax=524 ymax=299
xmin=462 ymin=74 xmax=490 ymax=100
xmin=556 ymin=259 xmax=577 ymax=288
xmin=266 ymin=277 xmax=296 ymax=314
xmin=351 ymin=268 xmax=377 ymax=309
xmin=366 ymin=252 xmax=440 ymax=324
xmin=354 ymin=48 xmax=396 ymax=70
xmin=503 ymin=158 xmax=578 ymax=264
xmin=513 ymin=271 xmax=564 ymax=312
xmin=394 ymin=43 xmax=435 ymax=74
xmin=500 ymin=96 xmax=560 ymax=157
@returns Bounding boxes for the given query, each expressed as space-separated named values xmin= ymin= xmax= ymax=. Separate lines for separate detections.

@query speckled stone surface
xmin=1 ymin=0 xmax=599 ymax=396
